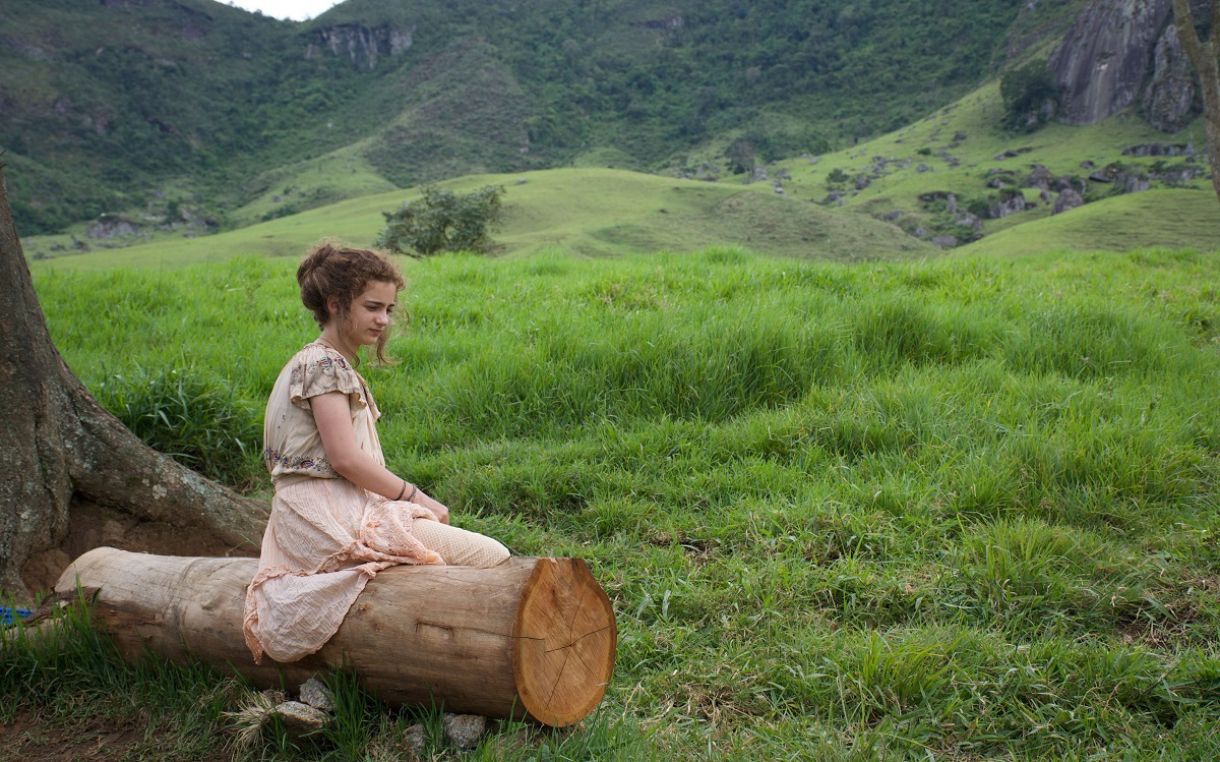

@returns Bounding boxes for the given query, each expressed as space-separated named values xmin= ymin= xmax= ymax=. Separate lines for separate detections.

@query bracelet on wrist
xmin=394 ymin=480 xmax=407 ymax=501
xmin=406 ymin=484 xmax=418 ymax=502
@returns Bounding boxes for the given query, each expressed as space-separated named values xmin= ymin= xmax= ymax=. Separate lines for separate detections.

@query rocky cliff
xmin=1142 ymin=23 xmax=1199 ymax=131
xmin=1049 ymin=0 xmax=1203 ymax=132
xmin=304 ymin=23 xmax=413 ymax=70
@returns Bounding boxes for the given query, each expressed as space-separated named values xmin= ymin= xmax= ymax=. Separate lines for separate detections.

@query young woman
xmin=243 ymin=242 xmax=509 ymax=665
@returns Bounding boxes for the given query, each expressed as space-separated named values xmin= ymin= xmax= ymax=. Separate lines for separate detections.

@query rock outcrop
xmin=86 ymin=214 xmax=140 ymax=239
xmin=305 ymin=24 xmax=413 ymax=70
xmin=1050 ymin=0 xmax=1172 ymax=125
xmin=1142 ymin=24 xmax=1199 ymax=132
xmin=1048 ymin=0 xmax=1204 ymax=132
xmin=1054 ymin=188 xmax=1085 ymax=214
xmin=989 ymin=190 xmax=1030 ymax=218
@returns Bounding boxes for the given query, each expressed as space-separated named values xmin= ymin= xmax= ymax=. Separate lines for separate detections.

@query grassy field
xmin=6 ymin=245 xmax=1219 ymax=759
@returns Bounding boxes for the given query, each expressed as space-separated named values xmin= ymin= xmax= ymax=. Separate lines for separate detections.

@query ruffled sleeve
xmin=288 ymin=345 xmax=367 ymax=413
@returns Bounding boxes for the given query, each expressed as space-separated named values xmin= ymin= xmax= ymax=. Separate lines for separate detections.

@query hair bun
xmin=296 ymin=242 xmax=335 ymax=284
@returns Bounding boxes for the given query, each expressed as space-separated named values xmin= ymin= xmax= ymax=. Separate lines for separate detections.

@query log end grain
xmin=512 ymin=558 xmax=616 ymax=727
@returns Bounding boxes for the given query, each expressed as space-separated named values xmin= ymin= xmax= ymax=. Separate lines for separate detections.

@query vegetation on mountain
xmin=2 ymin=0 xmax=1032 ymax=234
xmin=377 ymin=184 xmax=505 ymax=257
xmin=0 ymin=0 xmax=378 ymax=234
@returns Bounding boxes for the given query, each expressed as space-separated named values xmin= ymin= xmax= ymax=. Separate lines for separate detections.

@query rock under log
xmin=55 ymin=547 xmax=616 ymax=727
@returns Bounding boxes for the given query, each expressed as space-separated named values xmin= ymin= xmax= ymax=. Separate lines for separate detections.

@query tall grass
xmin=95 ymin=365 xmax=263 ymax=488
xmin=17 ymin=246 xmax=1220 ymax=758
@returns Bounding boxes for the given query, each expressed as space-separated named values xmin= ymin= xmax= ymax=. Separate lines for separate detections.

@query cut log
xmin=54 ymin=547 xmax=616 ymax=727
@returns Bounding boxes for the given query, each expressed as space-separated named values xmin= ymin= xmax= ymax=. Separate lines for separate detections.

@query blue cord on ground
xmin=1 ymin=606 xmax=33 ymax=626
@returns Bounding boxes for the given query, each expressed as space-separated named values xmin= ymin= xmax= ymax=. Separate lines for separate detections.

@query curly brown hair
xmin=297 ymin=241 xmax=406 ymax=364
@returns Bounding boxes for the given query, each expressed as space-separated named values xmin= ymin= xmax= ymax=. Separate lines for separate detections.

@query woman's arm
xmin=311 ymin=391 xmax=450 ymax=523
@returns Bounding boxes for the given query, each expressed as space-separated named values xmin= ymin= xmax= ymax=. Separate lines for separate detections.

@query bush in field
xmin=377 ymin=185 xmax=505 ymax=257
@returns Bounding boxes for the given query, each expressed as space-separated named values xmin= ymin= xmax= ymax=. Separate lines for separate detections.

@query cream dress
xmin=243 ymin=342 xmax=447 ymax=664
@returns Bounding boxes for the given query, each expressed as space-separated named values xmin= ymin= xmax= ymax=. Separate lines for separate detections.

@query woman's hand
xmin=313 ymin=392 xmax=451 ymax=523
xmin=410 ymin=489 xmax=450 ymax=524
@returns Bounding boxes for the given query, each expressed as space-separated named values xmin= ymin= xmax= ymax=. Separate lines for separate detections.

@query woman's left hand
xmin=411 ymin=489 xmax=451 ymax=524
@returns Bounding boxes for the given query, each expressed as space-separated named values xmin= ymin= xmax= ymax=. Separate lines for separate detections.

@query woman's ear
xmin=326 ymin=295 xmax=340 ymax=320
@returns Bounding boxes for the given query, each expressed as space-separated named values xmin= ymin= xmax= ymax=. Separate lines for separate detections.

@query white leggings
xmin=412 ymin=519 xmax=511 ymax=567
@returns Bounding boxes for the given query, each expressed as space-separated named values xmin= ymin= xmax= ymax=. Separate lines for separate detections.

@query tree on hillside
xmin=999 ymin=59 xmax=1060 ymax=132
xmin=377 ymin=185 xmax=505 ymax=257
xmin=0 ymin=166 xmax=267 ymax=598
xmin=1171 ymin=0 xmax=1220 ymax=204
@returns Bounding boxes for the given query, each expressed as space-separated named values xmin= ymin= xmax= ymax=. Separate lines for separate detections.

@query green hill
xmin=24 ymin=168 xmax=931 ymax=269
xmin=8 ymin=0 xmax=1216 ymax=260
xmin=743 ymin=81 xmax=1218 ymax=256
xmin=958 ymin=190 xmax=1220 ymax=256
xmin=23 ymin=77 xmax=1218 ymax=267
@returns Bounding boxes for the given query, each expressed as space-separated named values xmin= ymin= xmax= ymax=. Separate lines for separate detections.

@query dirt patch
xmin=1117 ymin=575 xmax=1220 ymax=650
xmin=0 ymin=709 xmax=230 ymax=762
xmin=1 ymin=710 xmax=145 ymax=762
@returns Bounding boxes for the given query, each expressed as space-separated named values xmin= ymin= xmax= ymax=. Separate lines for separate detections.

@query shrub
xmin=966 ymin=198 xmax=991 ymax=218
xmin=724 ymin=138 xmax=757 ymax=174
xmin=377 ymin=185 xmax=505 ymax=257
xmin=1000 ymin=59 xmax=1060 ymax=132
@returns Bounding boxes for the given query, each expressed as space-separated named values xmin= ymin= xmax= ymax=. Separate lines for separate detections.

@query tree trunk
xmin=1172 ymin=0 xmax=1220 ymax=203
xmin=0 ymin=166 xmax=267 ymax=597
xmin=55 ymin=547 xmax=616 ymax=727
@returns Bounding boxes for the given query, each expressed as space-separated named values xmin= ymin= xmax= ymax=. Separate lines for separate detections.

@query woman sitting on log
xmin=243 ymin=242 xmax=509 ymax=664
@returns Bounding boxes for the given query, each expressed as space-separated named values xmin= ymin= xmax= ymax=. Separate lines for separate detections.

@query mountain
xmin=4 ymin=0 xmax=1212 ymax=253
xmin=3 ymin=0 xmax=1032 ymax=234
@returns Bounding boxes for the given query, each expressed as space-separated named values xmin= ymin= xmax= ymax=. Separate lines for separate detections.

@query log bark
xmin=0 ymin=166 xmax=268 ymax=596
xmin=55 ymin=547 xmax=616 ymax=728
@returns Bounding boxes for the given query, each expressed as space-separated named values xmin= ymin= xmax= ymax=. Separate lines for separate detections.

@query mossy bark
xmin=0 ymin=167 xmax=267 ymax=597
xmin=1172 ymin=0 xmax=1220 ymax=203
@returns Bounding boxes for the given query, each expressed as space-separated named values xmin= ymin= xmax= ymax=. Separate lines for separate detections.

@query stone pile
xmin=254 ymin=677 xmax=491 ymax=753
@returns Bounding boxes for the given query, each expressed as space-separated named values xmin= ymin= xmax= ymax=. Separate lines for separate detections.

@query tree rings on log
xmin=513 ymin=558 xmax=616 ymax=727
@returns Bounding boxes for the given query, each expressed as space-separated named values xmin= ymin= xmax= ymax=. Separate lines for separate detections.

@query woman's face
xmin=333 ymin=280 xmax=398 ymax=348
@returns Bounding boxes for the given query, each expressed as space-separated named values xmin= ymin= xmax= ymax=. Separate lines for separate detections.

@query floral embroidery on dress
xmin=288 ymin=346 xmax=368 ymax=409
xmin=263 ymin=447 xmax=335 ymax=475
xmin=317 ymin=355 xmax=349 ymax=370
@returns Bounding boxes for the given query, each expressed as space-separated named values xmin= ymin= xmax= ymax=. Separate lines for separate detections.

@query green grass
xmin=10 ymin=245 xmax=1220 ymax=759
xmin=23 ymin=168 xmax=931 ymax=268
